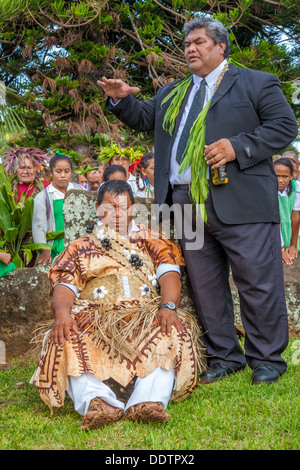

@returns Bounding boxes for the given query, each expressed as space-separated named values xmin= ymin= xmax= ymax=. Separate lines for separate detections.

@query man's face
xmin=96 ymin=192 xmax=134 ymax=236
xmin=184 ymin=28 xmax=226 ymax=77
xmin=16 ymin=157 xmax=36 ymax=184
xmin=87 ymin=169 xmax=102 ymax=191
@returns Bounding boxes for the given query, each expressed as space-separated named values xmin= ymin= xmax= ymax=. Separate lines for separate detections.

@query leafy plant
xmin=0 ymin=164 xmax=51 ymax=267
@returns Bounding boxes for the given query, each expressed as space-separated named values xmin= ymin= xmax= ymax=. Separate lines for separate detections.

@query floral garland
xmin=88 ymin=224 xmax=160 ymax=298
xmin=161 ymin=63 xmax=229 ymax=222
xmin=97 ymin=141 xmax=144 ymax=164
xmin=75 ymin=162 xmax=101 ymax=176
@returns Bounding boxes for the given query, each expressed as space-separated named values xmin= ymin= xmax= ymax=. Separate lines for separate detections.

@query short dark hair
xmin=103 ymin=164 xmax=127 ymax=182
xmin=183 ymin=16 xmax=230 ymax=58
xmin=49 ymin=153 xmax=73 ymax=172
xmin=97 ymin=180 xmax=135 ymax=205
xmin=140 ymin=152 xmax=154 ymax=169
xmin=281 ymin=150 xmax=298 ymax=162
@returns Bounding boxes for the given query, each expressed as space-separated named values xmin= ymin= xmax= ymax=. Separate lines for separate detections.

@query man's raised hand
xmin=97 ymin=77 xmax=140 ymax=104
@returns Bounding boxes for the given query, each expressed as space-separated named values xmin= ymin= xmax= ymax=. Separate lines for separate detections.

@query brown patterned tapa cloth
xmin=30 ymin=225 xmax=203 ymax=415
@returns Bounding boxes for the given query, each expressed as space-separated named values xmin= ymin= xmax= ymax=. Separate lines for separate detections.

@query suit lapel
xmin=209 ymin=64 xmax=239 ymax=111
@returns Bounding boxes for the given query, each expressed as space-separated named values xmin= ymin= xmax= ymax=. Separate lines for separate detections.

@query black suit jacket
xmin=106 ymin=64 xmax=298 ymax=224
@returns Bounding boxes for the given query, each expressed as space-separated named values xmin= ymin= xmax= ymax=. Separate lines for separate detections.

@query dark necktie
xmin=176 ymin=78 xmax=206 ymax=164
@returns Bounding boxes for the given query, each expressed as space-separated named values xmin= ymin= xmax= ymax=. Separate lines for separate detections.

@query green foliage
xmin=0 ymin=165 xmax=51 ymax=267
xmin=52 ymin=147 xmax=81 ymax=164
xmin=0 ymin=338 xmax=299 ymax=449
xmin=0 ymin=0 xmax=298 ymax=154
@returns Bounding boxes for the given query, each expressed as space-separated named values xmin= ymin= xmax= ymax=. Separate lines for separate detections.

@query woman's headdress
xmin=97 ymin=142 xmax=143 ymax=165
xmin=1 ymin=145 xmax=50 ymax=177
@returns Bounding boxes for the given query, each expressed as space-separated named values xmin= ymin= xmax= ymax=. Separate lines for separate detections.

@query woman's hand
xmin=0 ymin=252 xmax=12 ymax=266
xmin=152 ymin=307 xmax=184 ymax=337
xmin=50 ymin=312 xmax=80 ymax=347
xmin=37 ymin=249 xmax=51 ymax=265
xmin=286 ymin=245 xmax=298 ymax=260
xmin=50 ymin=285 xmax=79 ymax=346
xmin=282 ymin=249 xmax=293 ymax=265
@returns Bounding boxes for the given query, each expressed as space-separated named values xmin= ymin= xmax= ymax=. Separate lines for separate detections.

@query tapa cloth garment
xmin=67 ymin=367 xmax=175 ymax=416
xmin=30 ymin=225 xmax=201 ymax=415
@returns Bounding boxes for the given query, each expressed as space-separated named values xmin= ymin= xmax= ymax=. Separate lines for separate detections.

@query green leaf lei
xmin=161 ymin=63 xmax=229 ymax=222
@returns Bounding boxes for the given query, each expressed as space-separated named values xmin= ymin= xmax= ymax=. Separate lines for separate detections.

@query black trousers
xmin=172 ymin=188 xmax=289 ymax=374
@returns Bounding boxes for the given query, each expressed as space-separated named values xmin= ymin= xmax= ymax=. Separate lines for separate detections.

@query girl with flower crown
xmin=135 ymin=152 xmax=155 ymax=199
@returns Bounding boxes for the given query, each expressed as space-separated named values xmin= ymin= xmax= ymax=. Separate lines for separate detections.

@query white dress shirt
xmin=169 ymin=59 xmax=228 ymax=186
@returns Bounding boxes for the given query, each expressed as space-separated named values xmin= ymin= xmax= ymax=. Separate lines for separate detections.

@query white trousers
xmin=67 ymin=367 xmax=175 ymax=416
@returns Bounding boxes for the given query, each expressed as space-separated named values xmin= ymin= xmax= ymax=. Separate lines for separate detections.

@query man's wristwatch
xmin=160 ymin=302 xmax=177 ymax=312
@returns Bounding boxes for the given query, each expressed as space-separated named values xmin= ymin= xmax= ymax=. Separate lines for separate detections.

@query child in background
xmin=281 ymin=150 xmax=299 ymax=181
xmin=97 ymin=142 xmax=143 ymax=196
xmin=103 ymin=164 xmax=127 ymax=182
xmin=273 ymin=158 xmax=300 ymax=265
xmin=78 ymin=173 xmax=88 ymax=188
xmin=32 ymin=152 xmax=82 ymax=265
xmin=135 ymin=152 xmax=155 ymax=199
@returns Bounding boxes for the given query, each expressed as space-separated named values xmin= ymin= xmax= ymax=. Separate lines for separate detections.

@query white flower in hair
xmin=93 ymin=286 xmax=108 ymax=299
xmin=139 ymin=284 xmax=151 ymax=296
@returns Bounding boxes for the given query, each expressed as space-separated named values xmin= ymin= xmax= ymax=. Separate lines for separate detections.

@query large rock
xmin=0 ymin=265 xmax=52 ymax=363
xmin=1 ymin=189 xmax=299 ymax=363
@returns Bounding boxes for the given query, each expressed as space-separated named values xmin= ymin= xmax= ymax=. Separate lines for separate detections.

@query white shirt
xmin=55 ymin=219 xmax=180 ymax=296
xmin=32 ymin=181 xmax=82 ymax=245
xmin=47 ymin=181 xmax=79 ymax=199
xmin=169 ymin=59 xmax=228 ymax=186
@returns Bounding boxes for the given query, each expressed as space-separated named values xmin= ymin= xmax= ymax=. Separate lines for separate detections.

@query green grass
xmin=0 ymin=338 xmax=299 ymax=450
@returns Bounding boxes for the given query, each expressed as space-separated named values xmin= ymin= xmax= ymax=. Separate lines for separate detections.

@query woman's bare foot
xmin=124 ymin=401 xmax=171 ymax=423
xmin=81 ymin=397 xmax=123 ymax=430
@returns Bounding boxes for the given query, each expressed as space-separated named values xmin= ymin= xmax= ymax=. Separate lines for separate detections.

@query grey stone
xmin=1 ymin=189 xmax=299 ymax=362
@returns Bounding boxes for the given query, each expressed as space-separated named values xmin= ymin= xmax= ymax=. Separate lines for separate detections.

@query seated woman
xmin=32 ymin=152 xmax=82 ymax=265
xmin=30 ymin=180 xmax=202 ymax=430
xmin=2 ymin=146 xmax=50 ymax=202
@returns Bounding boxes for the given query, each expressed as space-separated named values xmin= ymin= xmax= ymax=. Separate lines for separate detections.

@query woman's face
xmin=16 ymin=157 xmax=36 ymax=184
xmin=51 ymin=159 xmax=72 ymax=191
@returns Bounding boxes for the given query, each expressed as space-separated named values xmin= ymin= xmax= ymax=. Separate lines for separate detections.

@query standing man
xmin=98 ymin=16 xmax=298 ymax=384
